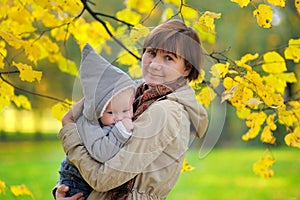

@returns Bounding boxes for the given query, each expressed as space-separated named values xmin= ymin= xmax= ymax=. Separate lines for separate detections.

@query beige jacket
xmin=58 ymin=84 xmax=208 ymax=200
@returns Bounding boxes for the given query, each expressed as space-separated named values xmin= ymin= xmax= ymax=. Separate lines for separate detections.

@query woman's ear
xmin=183 ymin=65 xmax=192 ymax=77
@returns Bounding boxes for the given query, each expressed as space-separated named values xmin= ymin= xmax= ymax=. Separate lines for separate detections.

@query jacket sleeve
xmin=58 ymin=100 xmax=183 ymax=192
xmin=77 ymin=122 xmax=130 ymax=163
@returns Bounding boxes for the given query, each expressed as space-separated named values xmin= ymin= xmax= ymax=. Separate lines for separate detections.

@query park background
xmin=0 ymin=0 xmax=299 ymax=199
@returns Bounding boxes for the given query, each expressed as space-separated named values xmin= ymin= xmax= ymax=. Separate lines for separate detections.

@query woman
xmin=55 ymin=19 xmax=208 ymax=200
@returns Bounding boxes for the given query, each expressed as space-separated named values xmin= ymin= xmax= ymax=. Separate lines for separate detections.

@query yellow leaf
xmin=263 ymin=73 xmax=297 ymax=94
xmin=262 ymin=51 xmax=286 ymax=73
xmin=10 ymin=184 xmax=33 ymax=197
xmin=50 ymin=53 xmax=78 ymax=76
xmin=210 ymin=62 xmax=229 ymax=78
xmin=253 ymin=155 xmax=275 ymax=179
xmin=195 ymin=11 xmax=221 ymax=44
xmin=181 ymin=158 xmax=195 ymax=173
xmin=13 ymin=95 xmax=32 ymax=110
xmin=41 ymin=12 xmax=60 ymax=28
xmin=244 ymin=111 xmax=267 ymax=139
xmin=267 ymin=0 xmax=286 ymax=7
xmin=193 ymin=23 xmax=216 ymax=44
xmin=126 ymin=0 xmax=154 ymax=14
xmin=231 ymin=0 xmax=251 ymax=7
xmin=162 ymin=7 xmax=174 ymax=22
xmin=223 ymin=77 xmax=236 ymax=90
xmin=0 ymin=30 xmax=23 ymax=50
xmin=0 ymin=40 xmax=7 ymax=69
xmin=13 ymin=62 xmax=42 ymax=83
xmin=285 ymin=126 xmax=300 ymax=148
xmin=51 ymin=100 xmax=73 ymax=121
xmin=236 ymin=107 xmax=251 ymax=119
xmin=0 ymin=80 xmax=14 ymax=97
xmin=56 ymin=0 xmax=83 ymax=16
xmin=278 ymin=105 xmax=296 ymax=127
xmin=189 ymin=70 xmax=205 ymax=89
xmin=284 ymin=38 xmax=300 ymax=63
xmin=116 ymin=9 xmax=141 ymax=25
xmin=164 ymin=0 xmax=185 ymax=7
xmin=23 ymin=41 xmax=41 ymax=65
xmin=235 ymin=53 xmax=259 ymax=70
xmin=181 ymin=6 xmax=199 ymax=20
xmin=117 ymin=49 xmax=140 ymax=65
xmin=296 ymin=0 xmax=300 ymax=13
xmin=126 ymin=0 xmax=138 ymax=9
xmin=242 ymin=127 xmax=261 ymax=141
xmin=51 ymin=28 xmax=70 ymax=41
xmin=0 ymin=180 xmax=6 ymax=194
xmin=129 ymin=24 xmax=150 ymax=44
xmin=128 ymin=64 xmax=142 ymax=78
xmin=261 ymin=126 xmax=276 ymax=144
xmin=267 ymin=114 xmax=277 ymax=130
xmin=253 ymin=4 xmax=273 ymax=28
xmin=196 ymin=86 xmax=216 ymax=107
xmin=199 ymin=11 xmax=221 ymax=33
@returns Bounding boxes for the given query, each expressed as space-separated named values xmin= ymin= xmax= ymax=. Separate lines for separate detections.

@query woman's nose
xmin=149 ymin=58 xmax=163 ymax=70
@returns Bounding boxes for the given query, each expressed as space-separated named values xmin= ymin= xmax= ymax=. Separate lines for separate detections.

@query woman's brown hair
xmin=142 ymin=19 xmax=204 ymax=81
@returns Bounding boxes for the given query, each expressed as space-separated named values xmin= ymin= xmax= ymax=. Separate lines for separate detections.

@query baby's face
xmin=100 ymin=89 xmax=134 ymax=126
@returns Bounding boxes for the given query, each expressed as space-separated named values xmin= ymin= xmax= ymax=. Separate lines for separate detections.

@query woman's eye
xmin=147 ymin=49 xmax=156 ymax=56
xmin=166 ymin=55 xmax=173 ymax=61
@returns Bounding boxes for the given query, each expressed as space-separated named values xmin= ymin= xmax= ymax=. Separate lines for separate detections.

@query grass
xmin=0 ymin=140 xmax=299 ymax=200
xmin=0 ymin=140 xmax=65 ymax=200
xmin=168 ymin=148 xmax=300 ymax=200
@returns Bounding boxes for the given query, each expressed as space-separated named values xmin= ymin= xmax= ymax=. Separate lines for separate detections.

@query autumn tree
xmin=0 ymin=0 xmax=300 ymax=183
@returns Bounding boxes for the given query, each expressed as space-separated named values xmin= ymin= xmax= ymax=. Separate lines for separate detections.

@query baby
xmin=58 ymin=43 xmax=136 ymax=199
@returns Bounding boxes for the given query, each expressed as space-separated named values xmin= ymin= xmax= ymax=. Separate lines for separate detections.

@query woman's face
xmin=142 ymin=48 xmax=190 ymax=84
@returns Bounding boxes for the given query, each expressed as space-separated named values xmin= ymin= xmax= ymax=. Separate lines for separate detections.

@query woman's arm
xmin=59 ymin=100 xmax=184 ymax=192
xmin=62 ymin=98 xmax=84 ymax=126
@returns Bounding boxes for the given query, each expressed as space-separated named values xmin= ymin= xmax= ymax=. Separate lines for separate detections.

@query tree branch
xmin=205 ymin=47 xmax=235 ymax=64
xmin=94 ymin=12 xmax=134 ymax=26
xmin=0 ymin=73 xmax=69 ymax=104
xmin=141 ymin=0 xmax=164 ymax=24
xmin=81 ymin=0 xmax=141 ymax=61
xmin=0 ymin=70 xmax=19 ymax=75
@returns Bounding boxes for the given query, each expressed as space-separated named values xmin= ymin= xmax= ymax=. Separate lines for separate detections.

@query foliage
xmin=0 ymin=0 xmax=299 ymax=184
xmin=0 ymin=180 xmax=34 ymax=199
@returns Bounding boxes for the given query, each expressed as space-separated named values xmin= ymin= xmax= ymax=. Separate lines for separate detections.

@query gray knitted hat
xmin=79 ymin=43 xmax=136 ymax=124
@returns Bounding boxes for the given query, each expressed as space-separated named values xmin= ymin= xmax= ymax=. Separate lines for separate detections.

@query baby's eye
xmin=123 ymin=109 xmax=129 ymax=113
xmin=107 ymin=111 xmax=113 ymax=115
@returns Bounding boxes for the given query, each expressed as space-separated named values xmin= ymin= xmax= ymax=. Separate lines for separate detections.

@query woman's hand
xmin=62 ymin=98 xmax=84 ymax=126
xmin=55 ymin=184 xmax=84 ymax=200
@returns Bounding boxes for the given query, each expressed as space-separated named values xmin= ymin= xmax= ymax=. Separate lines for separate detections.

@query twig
xmin=81 ymin=0 xmax=141 ymax=61
xmin=0 ymin=74 xmax=69 ymax=104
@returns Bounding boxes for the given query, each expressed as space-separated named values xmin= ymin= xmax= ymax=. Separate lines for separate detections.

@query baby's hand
xmin=121 ymin=118 xmax=134 ymax=132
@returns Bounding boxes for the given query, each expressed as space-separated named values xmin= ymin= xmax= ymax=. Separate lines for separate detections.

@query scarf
xmin=133 ymin=76 xmax=187 ymax=120
xmin=108 ymin=76 xmax=187 ymax=200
